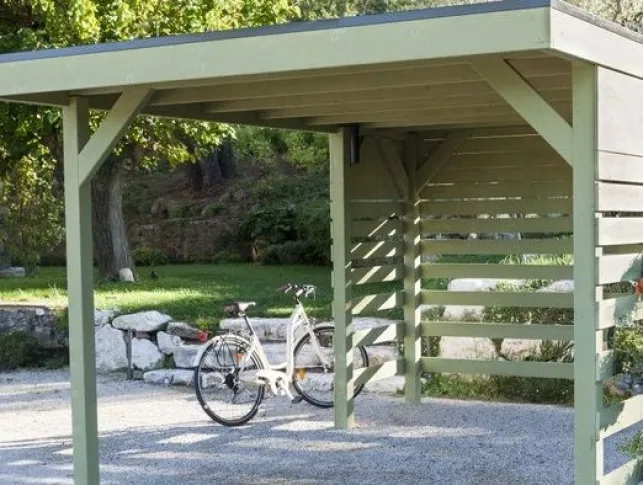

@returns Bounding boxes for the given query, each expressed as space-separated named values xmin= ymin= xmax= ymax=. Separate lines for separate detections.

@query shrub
xmin=262 ymin=240 xmax=321 ymax=265
xmin=133 ymin=247 xmax=169 ymax=266
xmin=211 ymin=250 xmax=243 ymax=264
xmin=201 ymin=201 xmax=226 ymax=218
xmin=0 ymin=331 xmax=41 ymax=370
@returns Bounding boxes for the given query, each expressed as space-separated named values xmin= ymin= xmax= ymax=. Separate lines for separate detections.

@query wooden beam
xmin=416 ymin=131 xmax=470 ymax=192
xmin=471 ymin=58 xmax=573 ymax=165
xmin=78 ymin=87 xmax=152 ymax=186
xmin=330 ymin=127 xmax=355 ymax=430
xmin=63 ymin=97 xmax=100 ymax=485
xmin=572 ymin=60 xmax=604 ymax=484
xmin=376 ymin=138 xmax=409 ymax=200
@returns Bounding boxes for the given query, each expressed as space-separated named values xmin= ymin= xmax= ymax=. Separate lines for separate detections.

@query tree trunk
xmin=184 ymin=162 xmax=204 ymax=192
xmin=200 ymin=150 xmax=223 ymax=189
xmin=218 ymin=139 xmax=237 ymax=180
xmin=92 ymin=155 xmax=135 ymax=281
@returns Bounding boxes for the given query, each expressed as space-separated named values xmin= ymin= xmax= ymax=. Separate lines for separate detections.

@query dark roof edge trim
xmin=0 ymin=0 xmax=551 ymax=64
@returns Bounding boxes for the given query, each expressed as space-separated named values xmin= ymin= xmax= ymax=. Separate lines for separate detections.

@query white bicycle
xmin=194 ymin=283 xmax=369 ymax=426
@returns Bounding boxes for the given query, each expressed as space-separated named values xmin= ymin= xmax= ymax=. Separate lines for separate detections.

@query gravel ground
xmin=0 ymin=368 xmax=638 ymax=485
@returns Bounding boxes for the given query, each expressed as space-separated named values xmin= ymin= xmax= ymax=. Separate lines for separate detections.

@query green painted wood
xmin=470 ymin=58 xmax=573 ymax=165
xmin=597 ymin=182 xmax=643 ymax=212
xmin=431 ymin=166 xmax=571 ymax=183
xmin=403 ymin=134 xmax=422 ymax=404
xmin=572 ymin=61 xmax=603 ymax=484
xmin=421 ymin=321 xmax=574 ymax=340
xmin=421 ymin=216 xmax=573 ymax=234
xmin=458 ymin=134 xmax=562 ymax=154
xmin=351 ymin=200 xmax=403 ymax=219
xmin=351 ymin=240 xmax=402 ymax=260
xmin=330 ymin=127 xmax=354 ymax=429
xmin=351 ymin=291 xmax=404 ymax=315
xmin=421 ymin=238 xmax=573 ymax=255
xmin=351 ymin=219 xmax=403 ymax=240
xmin=600 ymin=394 xmax=643 ymax=439
xmin=377 ymin=138 xmax=409 ymax=199
xmin=420 ymin=198 xmax=573 ymax=216
xmin=416 ymin=131 xmax=469 ymax=193
xmin=446 ymin=152 xmax=565 ymax=170
xmin=603 ymin=243 xmax=643 ymax=255
xmin=421 ymin=290 xmax=573 ymax=308
xmin=78 ymin=88 xmax=152 ymax=185
xmin=354 ymin=360 xmax=403 ymax=388
xmin=353 ymin=322 xmax=402 ymax=347
xmin=419 ymin=181 xmax=571 ymax=200
xmin=63 ymin=97 xmax=100 ymax=485
xmin=420 ymin=263 xmax=573 ymax=280
xmin=599 ymin=459 xmax=643 ymax=485
xmin=598 ymin=253 xmax=643 ymax=284
xmin=421 ymin=357 xmax=574 ymax=379
xmin=351 ymin=265 xmax=403 ymax=285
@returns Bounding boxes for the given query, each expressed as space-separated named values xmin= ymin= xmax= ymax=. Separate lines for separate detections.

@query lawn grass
xmin=0 ymin=264 xmax=335 ymax=330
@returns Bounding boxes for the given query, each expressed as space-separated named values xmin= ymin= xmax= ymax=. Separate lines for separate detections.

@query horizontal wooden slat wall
xmin=419 ymin=129 xmax=574 ymax=378
xmin=593 ymin=68 xmax=643 ymax=485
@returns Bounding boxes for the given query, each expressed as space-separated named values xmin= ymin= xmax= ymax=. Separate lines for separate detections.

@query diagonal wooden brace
xmin=376 ymin=138 xmax=409 ymax=200
xmin=471 ymin=58 xmax=572 ymax=165
xmin=78 ymin=87 xmax=152 ymax=186
xmin=416 ymin=131 xmax=470 ymax=194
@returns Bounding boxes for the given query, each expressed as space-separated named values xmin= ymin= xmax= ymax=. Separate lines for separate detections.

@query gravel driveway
xmin=0 ymin=369 xmax=637 ymax=485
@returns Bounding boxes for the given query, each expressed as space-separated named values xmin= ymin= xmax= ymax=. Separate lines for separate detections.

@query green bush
xmin=211 ymin=250 xmax=243 ymax=264
xmin=201 ymin=201 xmax=226 ymax=218
xmin=133 ymin=246 xmax=169 ymax=266
xmin=0 ymin=331 xmax=41 ymax=370
xmin=262 ymin=241 xmax=322 ymax=265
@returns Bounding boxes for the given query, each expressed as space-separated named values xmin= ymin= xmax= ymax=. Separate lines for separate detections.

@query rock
xmin=539 ymin=280 xmax=574 ymax=293
xmin=112 ymin=310 xmax=172 ymax=333
xmin=0 ymin=267 xmax=26 ymax=278
xmin=94 ymin=309 xmax=119 ymax=327
xmin=0 ymin=305 xmax=59 ymax=347
xmin=118 ymin=268 xmax=135 ymax=283
xmin=143 ymin=369 xmax=194 ymax=386
xmin=173 ymin=344 xmax=204 ymax=368
xmin=157 ymin=331 xmax=183 ymax=355
xmin=131 ymin=338 xmax=164 ymax=370
xmin=363 ymin=375 xmax=405 ymax=394
xmin=166 ymin=321 xmax=201 ymax=340
xmin=442 ymin=305 xmax=484 ymax=321
xmin=95 ymin=325 xmax=128 ymax=372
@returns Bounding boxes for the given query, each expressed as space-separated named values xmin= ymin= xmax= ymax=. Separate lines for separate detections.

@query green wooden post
xmin=403 ymin=134 xmax=422 ymax=403
xmin=330 ymin=127 xmax=355 ymax=429
xmin=63 ymin=97 xmax=100 ymax=485
xmin=572 ymin=61 xmax=603 ymax=484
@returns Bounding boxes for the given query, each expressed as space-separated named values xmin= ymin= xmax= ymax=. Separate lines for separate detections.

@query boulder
xmin=118 ymin=268 xmax=135 ymax=283
xmin=95 ymin=325 xmax=128 ymax=372
xmin=112 ymin=310 xmax=172 ymax=333
xmin=173 ymin=344 xmax=204 ymax=368
xmin=143 ymin=369 xmax=194 ymax=386
xmin=131 ymin=338 xmax=164 ymax=370
xmin=166 ymin=321 xmax=202 ymax=340
xmin=442 ymin=278 xmax=526 ymax=321
xmin=94 ymin=309 xmax=120 ymax=327
xmin=157 ymin=331 xmax=183 ymax=355
xmin=539 ymin=280 xmax=574 ymax=293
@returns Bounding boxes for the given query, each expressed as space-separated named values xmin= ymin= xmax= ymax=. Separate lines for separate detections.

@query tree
xmin=0 ymin=0 xmax=299 ymax=279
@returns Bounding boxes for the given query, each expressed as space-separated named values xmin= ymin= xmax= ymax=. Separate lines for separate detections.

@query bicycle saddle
xmin=223 ymin=301 xmax=256 ymax=316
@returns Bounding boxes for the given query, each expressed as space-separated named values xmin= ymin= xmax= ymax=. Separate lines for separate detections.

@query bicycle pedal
xmin=291 ymin=395 xmax=305 ymax=405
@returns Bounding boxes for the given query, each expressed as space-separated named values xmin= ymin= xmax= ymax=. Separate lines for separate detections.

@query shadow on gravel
xmin=0 ymin=396 xmax=638 ymax=485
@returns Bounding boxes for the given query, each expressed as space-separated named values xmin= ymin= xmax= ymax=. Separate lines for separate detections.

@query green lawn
xmin=0 ymin=264 xmax=336 ymax=329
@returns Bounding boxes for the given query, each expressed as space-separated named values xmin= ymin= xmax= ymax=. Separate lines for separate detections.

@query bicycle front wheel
xmin=194 ymin=335 xmax=265 ymax=426
xmin=292 ymin=324 xmax=369 ymax=408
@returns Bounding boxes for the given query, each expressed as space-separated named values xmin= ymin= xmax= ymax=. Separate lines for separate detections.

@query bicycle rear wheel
xmin=194 ymin=335 xmax=265 ymax=426
xmin=292 ymin=324 xmax=369 ymax=408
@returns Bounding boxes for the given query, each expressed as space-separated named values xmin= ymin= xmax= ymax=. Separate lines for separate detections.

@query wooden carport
xmin=1 ymin=0 xmax=643 ymax=483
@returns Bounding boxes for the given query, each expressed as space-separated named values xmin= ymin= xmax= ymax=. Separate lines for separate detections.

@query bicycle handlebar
xmin=276 ymin=283 xmax=317 ymax=299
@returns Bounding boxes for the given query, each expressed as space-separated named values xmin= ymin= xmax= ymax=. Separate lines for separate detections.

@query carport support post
xmin=63 ymin=97 xmax=100 ymax=485
xmin=330 ymin=127 xmax=355 ymax=429
xmin=403 ymin=134 xmax=422 ymax=404
xmin=572 ymin=61 xmax=603 ymax=484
